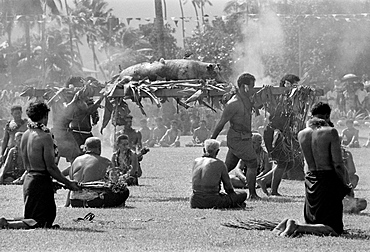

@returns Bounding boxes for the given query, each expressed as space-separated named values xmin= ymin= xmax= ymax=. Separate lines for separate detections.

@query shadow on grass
xmin=261 ymin=197 xmax=299 ymax=203
xmin=151 ymin=197 xmax=189 ymax=202
xmin=219 ymin=206 xmax=254 ymax=211
xmin=57 ymin=227 xmax=105 ymax=233
xmin=343 ymin=229 xmax=370 ymax=240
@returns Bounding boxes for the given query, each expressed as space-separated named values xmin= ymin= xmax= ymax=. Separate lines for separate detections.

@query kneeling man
xmin=70 ymin=137 xmax=129 ymax=208
xmin=190 ymin=139 xmax=247 ymax=209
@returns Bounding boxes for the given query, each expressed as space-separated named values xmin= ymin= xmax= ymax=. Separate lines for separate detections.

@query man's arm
xmin=220 ymin=162 xmax=235 ymax=194
xmin=211 ymin=103 xmax=236 ymax=139
xmin=0 ymin=148 xmax=15 ymax=183
xmin=42 ymin=134 xmax=79 ymax=190
xmin=1 ymin=130 xmax=9 ymax=156
xmin=159 ymin=130 xmax=169 ymax=144
xmin=330 ymin=129 xmax=351 ymax=188
xmin=129 ymin=153 xmax=139 ymax=177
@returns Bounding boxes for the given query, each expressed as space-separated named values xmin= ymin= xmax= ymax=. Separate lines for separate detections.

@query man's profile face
xmin=11 ymin=110 xmax=22 ymax=121
xmin=200 ymin=121 xmax=206 ymax=128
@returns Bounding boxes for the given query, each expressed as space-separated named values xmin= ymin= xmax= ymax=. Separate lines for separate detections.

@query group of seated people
xmin=140 ymin=117 xmax=181 ymax=147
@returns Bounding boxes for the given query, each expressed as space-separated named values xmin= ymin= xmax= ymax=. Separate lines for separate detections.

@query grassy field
xmin=0 ymin=135 xmax=370 ymax=252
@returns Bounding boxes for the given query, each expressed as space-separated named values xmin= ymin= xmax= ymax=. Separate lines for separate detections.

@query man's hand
xmin=67 ymin=181 xmax=80 ymax=191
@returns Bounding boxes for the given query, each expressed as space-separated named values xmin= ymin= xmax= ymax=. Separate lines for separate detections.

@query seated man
xmin=111 ymin=134 xmax=140 ymax=186
xmin=148 ymin=117 xmax=167 ymax=147
xmin=190 ymin=139 xmax=247 ymax=209
xmin=230 ymin=133 xmax=272 ymax=189
xmin=69 ymin=137 xmax=129 ymax=208
xmin=341 ymin=119 xmax=360 ymax=148
xmin=0 ymin=132 xmax=25 ymax=184
xmin=192 ymin=120 xmax=210 ymax=145
xmin=159 ymin=120 xmax=181 ymax=147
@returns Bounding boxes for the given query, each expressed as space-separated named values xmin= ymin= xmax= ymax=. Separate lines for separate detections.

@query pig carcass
xmin=119 ymin=59 xmax=225 ymax=83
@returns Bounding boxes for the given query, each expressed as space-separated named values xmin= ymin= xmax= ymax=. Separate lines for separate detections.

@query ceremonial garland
xmin=27 ymin=122 xmax=59 ymax=158
xmin=6 ymin=119 xmax=27 ymax=132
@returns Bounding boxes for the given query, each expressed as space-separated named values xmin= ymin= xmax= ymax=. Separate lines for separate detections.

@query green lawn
xmin=0 ymin=135 xmax=369 ymax=252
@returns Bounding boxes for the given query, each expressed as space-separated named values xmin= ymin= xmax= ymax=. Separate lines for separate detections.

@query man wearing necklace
xmin=211 ymin=73 xmax=261 ymax=200
xmin=0 ymin=105 xmax=28 ymax=165
xmin=190 ymin=139 xmax=247 ymax=209
xmin=111 ymin=134 xmax=140 ymax=186
xmin=21 ymin=101 xmax=79 ymax=228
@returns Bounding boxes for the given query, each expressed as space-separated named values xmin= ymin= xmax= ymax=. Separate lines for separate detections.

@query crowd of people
xmin=0 ymin=73 xmax=366 ymax=238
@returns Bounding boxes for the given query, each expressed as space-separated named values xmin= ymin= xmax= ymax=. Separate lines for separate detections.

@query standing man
xmin=21 ymin=101 xmax=79 ymax=228
xmin=298 ymin=102 xmax=353 ymax=235
xmin=211 ymin=73 xmax=260 ymax=200
xmin=190 ymin=139 xmax=247 ymax=209
xmin=1 ymin=105 xmax=28 ymax=164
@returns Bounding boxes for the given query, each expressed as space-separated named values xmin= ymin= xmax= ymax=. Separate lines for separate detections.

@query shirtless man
xmin=190 ymin=139 xmax=247 ymax=209
xmin=274 ymin=102 xmax=353 ymax=237
xmin=69 ymin=95 xmax=102 ymax=150
xmin=159 ymin=120 xmax=181 ymax=147
xmin=1 ymin=105 xmax=28 ymax=164
xmin=21 ymin=101 xmax=79 ymax=228
xmin=148 ymin=117 xmax=167 ymax=147
xmin=69 ymin=137 xmax=129 ymax=207
xmin=341 ymin=119 xmax=360 ymax=148
xmin=192 ymin=120 xmax=210 ymax=144
xmin=211 ymin=73 xmax=260 ymax=200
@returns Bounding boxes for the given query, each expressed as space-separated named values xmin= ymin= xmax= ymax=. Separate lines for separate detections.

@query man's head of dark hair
xmin=65 ymin=76 xmax=85 ymax=88
xmin=11 ymin=105 xmax=22 ymax=113
xmin=280 ymin=74 xmax=300 ymax=87
xmin=311 ymin=102 xmax=331 ymax=117
xmin=237 ymin=73 xmax=255 ymax=88
xmin=26 ymin=102 xmax=50 ymax=122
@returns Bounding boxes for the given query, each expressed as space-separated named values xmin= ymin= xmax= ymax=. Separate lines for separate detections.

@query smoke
xmin=231 ymin=7 xmax=284 ymax=87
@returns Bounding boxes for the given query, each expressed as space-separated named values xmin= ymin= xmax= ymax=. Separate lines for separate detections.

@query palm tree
xmin=223 ymin=0 xmax=260 ymax=15
xmin=12 ymin=0 xmax=63 ymax=61
xmin=70 ymin=0 xmax=112 ymax=79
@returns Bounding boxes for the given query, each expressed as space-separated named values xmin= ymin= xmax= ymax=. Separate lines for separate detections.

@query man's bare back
xmin=71 ymin=154 xmax=111 ymax=182
xmin=298 ymin=124 xmax=343 ymax=172
xmin=192 ymin=157 xmax=233 ymax=194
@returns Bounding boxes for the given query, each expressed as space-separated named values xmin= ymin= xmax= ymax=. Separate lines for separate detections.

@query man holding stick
xmin=211 ymin=73 xmax=260 ymax=200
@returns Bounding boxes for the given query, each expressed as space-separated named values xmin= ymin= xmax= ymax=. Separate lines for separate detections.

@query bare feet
xmin=271 ymin=192 xmax=282 ymax=196
xmin=0 ymin=217 xmax=9 ymax=229
xmin=280 ymin=219 xmax=298 ymax=237
xmin=257 ymin=179 xmax=269 ymax=196
xmin=272 ymin=218 xmax=289 ymax=236
xmin=248 ymin=194 xmax=261 ymax=200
